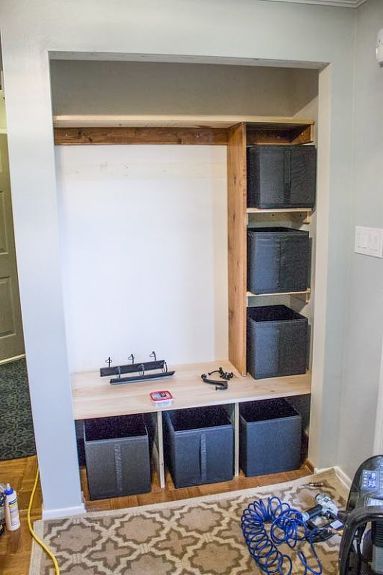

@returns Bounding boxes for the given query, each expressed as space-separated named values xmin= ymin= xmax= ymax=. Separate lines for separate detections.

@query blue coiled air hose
xmin=241 ymin=496 xmax=323 ymax=575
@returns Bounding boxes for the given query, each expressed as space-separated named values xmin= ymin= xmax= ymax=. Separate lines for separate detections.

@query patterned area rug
xmin=0 ymin=358 xmax=36 ymax=460
xmin=30 ymin=471 xmax=346 ymax=575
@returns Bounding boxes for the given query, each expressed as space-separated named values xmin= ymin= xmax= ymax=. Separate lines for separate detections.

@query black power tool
xmin=339 ymin=455 xmax=383 ymax=574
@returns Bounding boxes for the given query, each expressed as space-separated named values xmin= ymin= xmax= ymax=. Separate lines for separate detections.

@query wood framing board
xmin=54 ymin=127 xmax=228 ymax=146
xmin=247 ymin=213 xmax=312 ymax=226
xmin=247 ymin=289 xmax=311 ymax=298
xmin=227 ymin=123 xmax=247 ymax=375
xmin=246 ymin=124 xmax=313 ymax=145
xmin=53 ymin=114 xmax=315 ymax=129
xmin=71 ymin=360 xmax=311 ymax=420
xmin=247 ymin=208 xmax=313 ymax=214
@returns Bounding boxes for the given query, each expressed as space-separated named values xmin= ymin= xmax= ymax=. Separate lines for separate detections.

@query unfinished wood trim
xmin=247 ymin=207 xmax=313 ymax=226
xmin=291 ymin=124 xmax=314 ymax=145
xmin=247 ymin=207 xmax=313 ymax=214
xmin=246 ymin=124 xmax=313 ymax=146
xmin=227 ymin=124 xmax=247 ymax=376
xmin=305 ymin=459 xmax=315 ymax=473
xmin=247 ymin=289 xmax=311 ymax=299
xmin=53 ymin=114 xmax=315 ymax=129
xmin=246 ymin=208 xmax=313 ymax=217
xmin=54 ymin=127 xmax=228 ymax=146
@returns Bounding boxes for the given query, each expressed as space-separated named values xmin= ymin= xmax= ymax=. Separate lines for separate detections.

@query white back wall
xmin=57 ymin=145 xmax=228 ymax=372
xmin=50 ymin=60 xmax=318 ymax=117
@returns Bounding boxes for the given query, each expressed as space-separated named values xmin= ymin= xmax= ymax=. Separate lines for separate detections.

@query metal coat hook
xmin=128 ymin=354 xmax=135 ymax=364
xmin=150 ymin=351 xmax=157 ymax=362
xmin=105 ymin=357 xmax=112 ymax=368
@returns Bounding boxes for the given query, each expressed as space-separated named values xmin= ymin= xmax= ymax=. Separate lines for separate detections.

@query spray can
xmin=0 ymin=488 xmax=5 ymax=536
xmin=4 ymin=484 xmax=20 ymax=531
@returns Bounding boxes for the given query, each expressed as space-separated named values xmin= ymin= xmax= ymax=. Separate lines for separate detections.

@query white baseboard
xmin=0 ymin=353 xmax=25 ymax=366
xmin=334 ymin=466 xmax=352 ymax=491
xmin=314 ymin=465 xmax=352 ymax=492
xmin=314 ymin=465 xmax=333 ymax=475
xmin=42 ymin=503 xmax=86 ymax=520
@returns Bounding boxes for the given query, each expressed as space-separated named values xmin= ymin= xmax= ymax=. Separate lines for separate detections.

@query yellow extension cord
xmin=27 ymin=467 xmax=61 ymax=575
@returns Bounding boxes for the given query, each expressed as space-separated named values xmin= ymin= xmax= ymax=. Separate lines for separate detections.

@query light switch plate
xmin=355 ymin=226 xmax=383 ymax=258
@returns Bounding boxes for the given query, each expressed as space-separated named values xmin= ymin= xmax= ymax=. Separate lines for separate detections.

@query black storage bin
xmin=247 ymin=305 xmax=308 ymax=379
xmin=240 ymin=398 xmax=302 ymax=476
xmin=247 ymin=145 xmax=316 ymax=209
xmin=247 ymin=227 xmax=310 ymax=295
xmin=75 ymin=420 xmax=86 ymax=467
xmin=84 ymin=414 xmax=151 ymax=500
xmin=164 ymin=406 xmax=234 ymax=488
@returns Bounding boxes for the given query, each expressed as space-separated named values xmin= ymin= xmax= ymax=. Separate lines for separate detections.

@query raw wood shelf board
xmin=247 ymin=208 xmax=313 ymax=225
xmin=54 ymin=114 xmax=314 ymax=129
xmin=247 ymin=289 xmax=311 ymax=304
xmin=247 ymin=208 xmax=313 ymax=214
xmin=53 ymin=115 xmax=313 ymax=146
xmin=54 ymin=127 xmax=229 ymax=146
xmin=228 ymin=123 xmax=247 ymax=375
xmin=71 ymin=360 xmax=311 ymax=421
xmin=246 ymin=124 xmax=313 ymax=145
xmin=247 ymin=289 xmax=311 ymax=297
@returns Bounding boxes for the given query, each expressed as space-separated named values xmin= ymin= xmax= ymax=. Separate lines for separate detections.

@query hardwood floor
xmin=0 ymin=456 xmax=312 ymax=575
xmin=0 ymin=457 xmax=42 ymax=575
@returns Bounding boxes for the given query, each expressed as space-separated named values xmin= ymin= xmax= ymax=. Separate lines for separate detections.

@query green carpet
xmin=0 ymin=359 xmax=36 ymax=460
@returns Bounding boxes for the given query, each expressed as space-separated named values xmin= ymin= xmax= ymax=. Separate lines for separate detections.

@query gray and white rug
xmin=30 ymin=470 xmax=347 ymax=575
xmin=0 ymin=358 xmax=36 ymax=460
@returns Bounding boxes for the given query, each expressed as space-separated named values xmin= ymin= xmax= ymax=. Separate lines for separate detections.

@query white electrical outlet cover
xmin=355 ymin=226 xmax=383 ymax=258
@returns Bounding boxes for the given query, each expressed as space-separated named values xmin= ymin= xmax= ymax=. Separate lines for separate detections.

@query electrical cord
xmin=27 ymin=467 xmax=61 ymax=575
xmin=241 ymin=496 xmax=324 ymax=575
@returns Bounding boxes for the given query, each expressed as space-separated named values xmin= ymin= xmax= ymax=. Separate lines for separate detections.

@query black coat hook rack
xmin=100 ymin=352 xmax=175 ymax=385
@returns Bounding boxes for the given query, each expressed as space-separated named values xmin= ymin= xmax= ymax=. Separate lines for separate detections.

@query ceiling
xmin=261 ymin=0 xmax=366 ymax=7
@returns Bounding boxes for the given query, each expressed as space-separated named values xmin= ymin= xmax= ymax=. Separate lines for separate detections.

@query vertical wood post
xmin=227 ymin=123 xmax=247 ymax=375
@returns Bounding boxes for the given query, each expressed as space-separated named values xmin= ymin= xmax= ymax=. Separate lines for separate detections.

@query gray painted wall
xmin=0 ymin=0 xmax=355 ymax=514
xmin=50 ymin=60 xmax=318 ymax=117
xmin=337 ymin=0 xmax=383 ymax=479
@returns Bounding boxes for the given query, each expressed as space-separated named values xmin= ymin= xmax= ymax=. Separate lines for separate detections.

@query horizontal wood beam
xmin=246 ymin=124 xmax=313 ymax=145
xmin=53 ymin=114 xmax=315 ymax=129
xmin=54 ymin=123 xmax=314 ymax=147
xmin=54 ymin=127 xmax=229 ymax=146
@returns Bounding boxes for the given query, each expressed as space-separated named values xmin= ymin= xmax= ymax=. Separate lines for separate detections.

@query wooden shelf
xmin=247 ymin=288 xmax=311 ymax=303
xmin=71 ymin=360 xmax=311 ymax=421
xmin=247 ymin=208 xmax=313 ymax=214
xmin=247 ymin=207 xmax=312 ymax=225
xmin=54 ymin=117 xmax=314 ymax=147
xmin=53 ymin=114 xmax=314 ymax=129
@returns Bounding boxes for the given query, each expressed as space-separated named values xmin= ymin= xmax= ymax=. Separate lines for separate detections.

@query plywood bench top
xmin=71 ymin=361 xmax=311 ymax=420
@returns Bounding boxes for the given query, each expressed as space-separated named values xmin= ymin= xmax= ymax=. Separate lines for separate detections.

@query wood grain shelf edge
xmin=54 ymin=114 xmax=315 ymax=129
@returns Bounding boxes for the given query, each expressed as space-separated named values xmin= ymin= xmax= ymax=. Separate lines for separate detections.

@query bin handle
xmin=200 ymin=433 xmax=207 ymax=483
xmin=114 ymin=444 xmax=124 ymax=494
